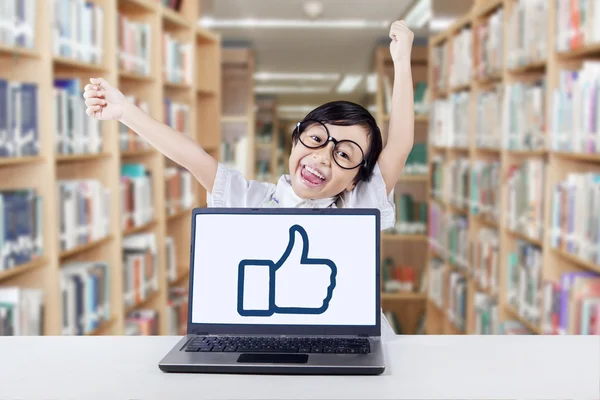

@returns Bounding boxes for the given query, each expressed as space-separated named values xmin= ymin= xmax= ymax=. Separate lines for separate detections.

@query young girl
xmin=83 ymin=21 xmax=415 ymax=231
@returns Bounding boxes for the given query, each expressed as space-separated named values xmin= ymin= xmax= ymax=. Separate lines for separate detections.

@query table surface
xmin=0 ymin=334 xmax=598 ymax=400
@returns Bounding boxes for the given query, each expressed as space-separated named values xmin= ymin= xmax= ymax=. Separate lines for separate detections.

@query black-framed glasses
xmin=296 ymin=119 xmax=366 ymax=170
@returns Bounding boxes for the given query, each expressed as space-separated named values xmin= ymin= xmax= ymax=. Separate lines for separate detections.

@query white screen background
xmin=191 ymin=213 xmax=377 ymax=326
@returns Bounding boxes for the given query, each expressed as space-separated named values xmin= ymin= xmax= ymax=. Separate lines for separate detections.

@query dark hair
xmin=292 ymin=100 xmax=383 ymax=186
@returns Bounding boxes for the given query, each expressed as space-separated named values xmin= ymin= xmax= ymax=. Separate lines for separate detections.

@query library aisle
xmin=0 ymin=0 xmax=598 ymax=339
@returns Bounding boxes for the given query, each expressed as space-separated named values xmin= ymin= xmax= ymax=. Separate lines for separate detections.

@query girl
xmin=83 ymin=21 xmax=415 ymax=231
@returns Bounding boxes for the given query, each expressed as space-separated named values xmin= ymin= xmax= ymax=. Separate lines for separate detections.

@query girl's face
xmin=288 ymin=122 xmax=369 ymax=200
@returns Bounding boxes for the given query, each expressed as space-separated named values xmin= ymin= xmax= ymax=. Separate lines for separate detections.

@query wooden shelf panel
xmin=86 ymin=318 xmax=116 ymax=336
xmin=56 ymin=153 xmax=112 ymax=163
xmin=550 ymin=247 xmax=600 ymax=274
xmin=118 ymin=0 xmax=157 ymax=13
xmin=123 ymin=220 xmax=157 ymax=236
xmin=398 ymin=175 xmax=428 ymax=182
xmin=557 ymin=43 xmax=600 ymax=60
xmin=164 ymin=81 xmax=192 ymax=91
xmin=53 ymin=56 xmax=107 ymax=72
xmin=124 ymin=290 xmax=160 ymax=315
xmin=162 ymin=7 xmax=191 ymax=30
xmin=382 ymin=292 xmax=426 ymax=301
xmin=0 ymin=257 xmax=46 ymax=282
xmin=169 ymin=268 xmax=190 ymax=286
xmin=59 ymin=236 xmax=113 ymax=260
xmin=505 ymin=305 xmax=541 ymax=334
xmin=507 ymin=61 xmax=546 ymax=74
xmin=0 ymin=43 xmax=39 ymax=58
xmin=121 ymin=149 xmax=156 ymax=158
xmin=167 ymin=207 xmax=193 ymax=222
xmin=0 ymin=156 xmax=44 ymax=167
xmin=119 ymin=70 xmax=155 ymax=82
xmin=383 ymin=234 xmax=428 ymax=242
xmin=474 ymin=0 xmax=503 ymax=18
xmin=552 ymin=151 xmax=600 ymax=163
xmin=506 ymin=229 xmax=543 ymax=247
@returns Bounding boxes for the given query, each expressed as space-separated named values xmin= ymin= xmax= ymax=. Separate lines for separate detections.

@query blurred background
xmin=1 ymin=0 xmax=599 ymax=338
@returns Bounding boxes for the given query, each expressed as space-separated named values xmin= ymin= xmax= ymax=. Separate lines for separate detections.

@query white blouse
xmin=207 ymin=162 xmax=396 ymax=231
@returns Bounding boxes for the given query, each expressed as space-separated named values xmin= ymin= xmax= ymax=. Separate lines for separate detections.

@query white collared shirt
xmin=207 ymin=162 xmax=396 ymax=230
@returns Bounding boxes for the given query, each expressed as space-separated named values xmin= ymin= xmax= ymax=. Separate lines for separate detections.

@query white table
xmin=0 ymin=335 xmax=598 ymax=400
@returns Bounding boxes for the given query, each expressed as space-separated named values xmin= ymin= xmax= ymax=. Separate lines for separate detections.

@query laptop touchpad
xmin=237 ymin=354 xmax=309 ymax=364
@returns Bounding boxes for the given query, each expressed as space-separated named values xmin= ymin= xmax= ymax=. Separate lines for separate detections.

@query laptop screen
xmin=188 ymin=209 xmax=380 ymax=335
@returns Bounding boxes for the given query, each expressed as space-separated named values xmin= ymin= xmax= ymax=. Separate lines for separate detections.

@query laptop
xmin=158 ymin=207 xmax=385 ymax=375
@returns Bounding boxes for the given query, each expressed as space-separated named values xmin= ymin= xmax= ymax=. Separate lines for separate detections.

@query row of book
xmin=0 ymin=0 xmax=36 ymax=49
xmin=120 ymin=96 xmax=151 ymax=152
xmin=429 ymin=92 xmax=470 ymax=148
xmin=0 ymin=189 xmax=43 ymax=272
xmin=0 ymin=286 xmax=43 ymax=335
xmin=167 ymin=286 xmax=188 ymax=336
xmin=121 ymin=163 xmax=154 ymax=231
xmin=58 ymin=180 xmax=111 ymax=253
xmin=427 ymin=258 xmax=445 ymax=309
xmin=60 ymin=261 xmax=110 ymax=335
xmin=428 ymin=202 xmax=445 ymax=256
xmin=123 ymin=233 xmax=159 ymax=310
xmin=448 ymin=158 xmax=469 ymax=210
xmin=473 ymin=228 xmax=499 ymax=295
xmin=447 ymin=215 xmax=468 ymax=270
xmin=506 ymin=0 xmax=548 ymax=69
xmin=165 ymin=166 xmax=194 ymax=216
xmin=432 ymin=42 xmax=448 ymax=93
xmin=505 ymin=159 xmax=546 ymax=241
xmin=470 ymin=160 xmax=501 ymax=221
xmin=382 ymin=257 xmax=422 ymax=294
xmin=118 ymin=14 xmax=151 ymax=76
xmin=447 ymin=271 xmax=467 ymax=332
xmin=430 ymin=155 xmax=446 ymax=201
xmin=164 ymin=98 xmax=191 ymax=136
xmin=163 ymin=34 xmax=193 ymax=85
xmin=506 ymin=240 xmax=543 ymax=327
xmin=53 ymin=0 xmax=104 ymax=65
xmin=475 ymin=86 xmax=503 ymax=150
xmin=125 ymin=309 xmax=159 ymax=335
xmin=449 ymin=27 xmax=472 ymax=89
xmin=550 ymin=172 xmax=600 ymax=266
xmin=0 ymin=79 xmax=40 ymax=158
xmin=393 ymin=194 xmax=427 ymax=235
xmin=474 ymin=7 xmax=503 ymax=81
xmin=555 ymin=0 xmax=600 ymax=53
xmin=503 ymin=81 xmax=546 ymax=151
xmin=54 ymin=78 xmax=102 ymax=155
xmin=551 ymin=62 xmax=600 ymax=155
xmin=402 ymin=142 xmax=427 ymax=176
xmin=474 ymin=293 xmax=499 ymax=335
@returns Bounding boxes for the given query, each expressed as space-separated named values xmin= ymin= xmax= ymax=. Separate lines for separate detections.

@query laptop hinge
xmin=358 ymin=333 xmax=369 ymax=337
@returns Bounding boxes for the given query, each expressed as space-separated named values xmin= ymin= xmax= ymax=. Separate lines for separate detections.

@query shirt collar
xmin=273 ymin=174 xmax=337 ymax=208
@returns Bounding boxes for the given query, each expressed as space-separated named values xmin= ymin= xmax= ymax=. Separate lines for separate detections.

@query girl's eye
xmin=336 ymin=151 xmax=350 ymax=160
xmin=310 ymin=136 xmax=322 ymax=143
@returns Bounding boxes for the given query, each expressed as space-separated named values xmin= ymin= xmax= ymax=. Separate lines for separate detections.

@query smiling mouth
xmin=300 ymin=164 xmax=327 ymax=187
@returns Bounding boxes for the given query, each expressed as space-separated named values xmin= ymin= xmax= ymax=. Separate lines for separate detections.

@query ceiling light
xmin=303 ymin=1 xmax=324 ymax=19
xmin=430 ymin=17 xmax=455 ymax=31
xmin=254 ymin=72 xmax=340 ymax=81
xmin=367 ymin=73 xmax=377 ymax=93
xmin=255 ymin=85 xmax=331 ymax=94
xmin=404 ymin=0 xmax=431 ymax=28
xmin=198 ymin=17 xmax=390 ymax=29
xmin=336 ymin=74 xmax=363 ymax=93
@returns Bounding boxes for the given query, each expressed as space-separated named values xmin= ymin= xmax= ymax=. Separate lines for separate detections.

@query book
xmin=59 ymin=261 xmax=110 ymax=335
xmin=449 ymin=26 xmax=473 ymax=89
xmin=473 ymin=228 xmax=500 ymax=295
xmin=0 ymin=79 xmax=39 ymax=158
xmin=164 ymin=98 xmax=191 ymax=136
xmin=427 ymin=258 xmax=445 ymax=309
xmin=0 ymin=188 xmax=43 ymax=272
xmin=506 ymin=240 xmax=543 ymax=326
xmin=165 ymin=236 xmax=176 ymax=282
xmin=449 ymin=158 xmax=470 ymax=210
xmin=475 ymin=86 xmax=503 ymax=150
xmin=164 ymin=166 xmax=194 ymax=216
xmin=402 ymin=142 xmax=428 ymax=176
xmin=381 ymin=257 xmax=418 ymax=293
xmin=503 ymin=80 xmax=546 ymax=151
xmin=430 ymin=92 xmax=470 ymax=148
xmin=122 ymin=233 xmax=158 ymax=309
xmin=447 ymin=215 xmax=468 ymax=270
xmin=506 ymin=0 xmax=548 ymax=68
xmin=393 ymin=193 xmax=427 ymax=235
xmin=57 ymin=180 xmax=110 ymax=253
xmin=432 ymin=41 xmax=449 ymax=93
xmin=167 ymin=286 xmax=188 ymax=336
xmin=52 ymin=0 xmax=104 ymax=64
xmin=556 ymin=0 xmax=600 ymax=53
xmin=163 ymin=33 xmax=192 ymax=85
xmin=125 ymin=309 xmax=158 ymax=335
xmin=474 ymin=292 xmax=499 ymax=334
xmin=447 ymin=271 xmax=467 ymax=332
xmin=121 ymin=163 xmax=154 ymax=231
xmin=430 ymin=155 xmax=445 ymax=201
xmin=475 ymin=7 xmax=503 ymax=81
xmin=118 ymin=13 xmax=151 ymax=76
xmin=54 ymin=78 xmax=102 ymax=155
xmin=470 ymin=160 xmax=501 ymax=221
xmin=428 ymin=201 xmax=445 ymax=256
xmin=0 ymin=0 xmax=36 ymax=49
xmin=0 ymin=286 xmax=43 ymax=335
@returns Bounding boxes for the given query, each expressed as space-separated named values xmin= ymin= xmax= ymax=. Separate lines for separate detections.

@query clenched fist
xmin=83 ymin=77 xmax=126 ymax=121
xmin=389 ymin=20 xmax=414 ymax=65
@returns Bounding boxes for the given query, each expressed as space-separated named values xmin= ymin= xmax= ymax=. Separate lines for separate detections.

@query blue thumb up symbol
xmin=237 ymin=225 xmax=337 ymax=317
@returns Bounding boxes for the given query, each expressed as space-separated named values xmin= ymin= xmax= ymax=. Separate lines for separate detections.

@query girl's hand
xmin=83 ymin=77 xmax=126 ymax=121
xmin=389 ymin=20 xmax=414 ymax=65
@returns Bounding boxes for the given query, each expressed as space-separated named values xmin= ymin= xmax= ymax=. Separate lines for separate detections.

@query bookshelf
xmin=220 ymin=48 xmax=255 ymax=179
xmin=0 ymin=0 xmax=221 ymax=336
xmin=426 ymin=0 xmax=600 ymax=336
xmin=375 ymin=45 xmax=429 ymax=334
xmin=255 ymin=95 xmax=279 ymax=183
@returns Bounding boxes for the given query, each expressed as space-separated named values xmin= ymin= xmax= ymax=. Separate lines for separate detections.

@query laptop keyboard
xmin=184 ymin=336 xmax=371 ymax=354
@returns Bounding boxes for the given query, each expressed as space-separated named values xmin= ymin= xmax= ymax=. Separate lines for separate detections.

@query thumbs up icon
xmin=237 ymin=225 xmax=337 ymax=317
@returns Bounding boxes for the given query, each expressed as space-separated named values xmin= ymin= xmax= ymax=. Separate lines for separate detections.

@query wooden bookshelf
xmin=0 ymin=0 xmax=221 ymax=337
xmin=425 ymin=0 xmax=600 ymax=336
xmin=375 ymin=45 xmax=429 ymax=334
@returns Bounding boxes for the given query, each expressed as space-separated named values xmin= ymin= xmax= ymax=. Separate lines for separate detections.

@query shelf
xmin=447 ymin=203 xmax=468 ymax=215
xmin=504 ymin=305 xmax=541 ymax=334
xmin=382 ymin=292 xmax=427 ymax=301
xmin=59 ymin=236 xmax=113 ymax=261
xmin=0 ymin=257 xmax=46 ymax=282
xmin=167 ymin=207 xmax=193 ymax=222
xmin=552 ymin=151 xmax=600 ymax=163
xmin=550 ymin=247 xmax=600 ymax=274
xmin=506 ymin=149 xmax=547 ymax=157
xmin=398 ymin=175 xmax=428 ymax=182
xmin=124 ymin=290 xmax=160 ymax=315
xmin=0 ymin=156 xmax=44 ymax=167
xmin=164 ymin=81 xmax=192 ymax=91
xmin=506 ymin=229 xmax=543 ymax=247
xmin=474 ymin=0 xmax=503 ymax=18
xmin=56 ymin=153 xmax=112 ymax=163
xmin=86 ymin=318 xmax=116 ymax=336
xmin=169 ymin=268 xmax=190 ymax=286
xmin=383 ymin=234 xmax=428 ymax=242
xmin=221 ymin=115 xmax=249 ymax=123
xmin=0 ymin=43 xmax=39 ymax=58
xmin=123 ymin=219 xmax=157 ymax=236
xmin=119 ymin=70 xmax=155 ymax=82
xmin=118 ymin=0 xmax=157 ymax=13
xmin=451 ymin=83 xmax=471 ymax=92
xmin=507 ymin=61 xmax=546 ymax=74
xmin=415 ymin=115 xmax=428 ymax=123
xmin=557 ymin=42 xmax=600 ymax=60
xmin=475 ymin=147 xmax=501 ymax=155
xmin=472 ymin=214 xmax=499 ymax=230
xmin=121 ymin=149 xmax=156 ymax=158
xmin=196 ymin=27 xmax=219 ymax=44
xmin=162 ymin=7 xmax=191 ymax=30
xmin=53 ymin=56 xmax=106 ymax=72
xmin=197 ymin=87 xmax=217 ymax=96
xmin=476 ymin=74 xmax=503 ymax=87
